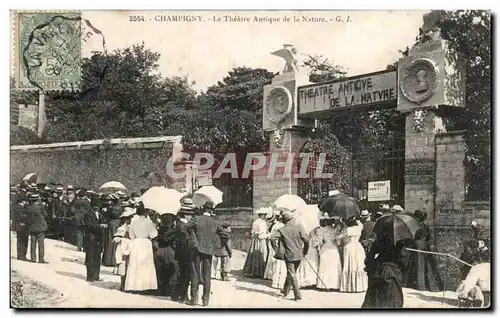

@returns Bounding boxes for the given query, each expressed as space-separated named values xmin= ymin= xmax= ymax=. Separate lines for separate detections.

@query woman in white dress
xmin=340 ymin=216 xmax=368 ymax=293
xmin=265 ymin=212 xmax=287 ymax=289
xmin=264 ymin=211 xmax=279 ymax=280
xmin=294 ymin=205 xmax=320 ymax=288
xmin=124 ymin=203 xmax=159 ymax=292
xmin=316 ymin=213 xmax=343 ymax=290
xmin=243 ymin=207 xmax=270 ymax=278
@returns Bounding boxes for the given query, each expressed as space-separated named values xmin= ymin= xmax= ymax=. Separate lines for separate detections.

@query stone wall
xmin=435 ymin=131 xmax=467 ymax=225
xmin=10 ymin=136 xmax=183 ymax=193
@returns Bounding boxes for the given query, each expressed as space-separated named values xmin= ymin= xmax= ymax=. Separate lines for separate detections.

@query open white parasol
xmin=98 ymin=181 xmax=127 ymax=194
xmin=192 ymin=185 xmax=223 ymax=207
xmin=272 ymin=194 xmax=307 ymax=215
xmin=140 ymin=186 xmax=184 ymax=215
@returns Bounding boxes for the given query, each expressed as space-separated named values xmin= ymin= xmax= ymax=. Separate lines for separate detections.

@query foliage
xmin=43 ymin=43 xmax=197 ymax=142
xmin=407 ymin=10 xmax=491 ymax=200
xmin=303 ymin=54 xmax=347 ymax=82
xmin=204 ymin=67 xmax=276 ymax=113
xmin=434 ymin=10 xmax=491 ymax=200
xmin=10 ymin=124 xmax=41 ymax=145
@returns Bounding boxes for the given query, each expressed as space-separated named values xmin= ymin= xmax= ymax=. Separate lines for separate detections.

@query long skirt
xmin=125 ymin=238 xmax=158 ymax=291
xmin=102 ymin=219 xmax=121 ymax=266
xmin=271 ymin=259 xmax=287 ymax=289
xmin=242 ymin=237 xmax=268 ymax=278
xmin=341 ymin=242 xmax=368 ymax=292
xmin=264 ymin=254 xmax=277 ymax=280
xmin=412 ymin=239 xmax=443 ymax=291
xmin=317 ymin=244 xmax=342 ymax=290
xmin=362 ymin=261 xmax=403 ymax=308
xmin=297 ymin=246 xmax=319 ymax=287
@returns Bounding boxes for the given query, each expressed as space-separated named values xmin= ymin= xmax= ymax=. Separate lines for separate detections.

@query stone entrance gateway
xmin=253 ymin=12 xmax=467 ymax=227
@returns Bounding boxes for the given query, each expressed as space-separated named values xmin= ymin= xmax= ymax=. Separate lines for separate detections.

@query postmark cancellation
xmin=13 ymin=11 xmax=84 ymax=91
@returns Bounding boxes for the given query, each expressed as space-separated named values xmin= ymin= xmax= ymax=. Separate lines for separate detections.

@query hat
xmin=320 ymin=212 xmax=331 ymax=220
xmin=375 ymin=211 xmax=383 ymax=217
xmin=130 ymin=192 xmax=141 ymax=198
xmin=67 ymin=185 xmax=74 ymax=190
xmin=55 ymin=186 xmax=64 ymax=192
xmin=28 ymin=193 xmax=40 ymax=200
xmin=413 ymin=210 xmax=427 ymax=222
xmin=391 ymin=205 xmax=404 ymax=213
xmin=360 ymin=210 xmax=371 ymax=218
xmin=381 ymin=204 xmax=390 ymax=210
xmin=255 ymin=207 xmax=272 ymax=215
xmin=120 ymin=207 xmax=136 ymax=218
xmin=202 ymin=201 xmax=215 ymax=211
xmin=115 ymin=190 xmax=125 ymax=197
xmin=328 ymin=190 xmax=341 ymax=196
xmin=281 ymin=211 xmax=292 ymax=223
xmin=471 ymin=220 xmax=478 ymax=227
xmin=180 ymin=197 xmax=196 ymax=214
xmin=266 ymin=210 xmax=276 ymax=222
xmin=10 ymin=186 xmax=17 ymax=192
xmin=30 ymin=183 xmax=37 ymax=188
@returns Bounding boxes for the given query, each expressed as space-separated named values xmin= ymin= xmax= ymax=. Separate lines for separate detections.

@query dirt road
xmin=10 ymin=233 xmax=457 ymax=308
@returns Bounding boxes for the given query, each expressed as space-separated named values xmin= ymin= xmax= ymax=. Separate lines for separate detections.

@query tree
xmin=204 ymin=67 xmax=276 ymax=113
xmin=43 ymin=43 xmax=198 ymax=142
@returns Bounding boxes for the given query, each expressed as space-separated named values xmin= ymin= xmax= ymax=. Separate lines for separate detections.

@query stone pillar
xmin=398 ymin=12 xmax=466 ymax=225
xmin=404 ymin=110 xmax=444 ymax=225
xmin=253 ymin=128 xmax=307 ymax=208
xmin=254 ymin=45 xmax=314 ymax=209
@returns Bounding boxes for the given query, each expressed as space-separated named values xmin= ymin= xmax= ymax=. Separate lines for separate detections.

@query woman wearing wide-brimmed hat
xmin=263 ymin=209 xmax=287 ymax=289
xmin=316 ymin=213 xmax=343 ymax=290
xmin=124 ymin=202 xmax=158 ymax=292
xmin=243 ymin=207 xmax=271 ymax=278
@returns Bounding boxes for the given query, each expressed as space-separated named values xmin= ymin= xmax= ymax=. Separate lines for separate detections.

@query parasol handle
xmin=405 ymin=248 xmax=473 ymax=267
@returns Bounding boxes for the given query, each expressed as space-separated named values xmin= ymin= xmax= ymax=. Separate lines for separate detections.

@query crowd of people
xmin=10 ymin=182 xmax=232 ymax=307
xmin=10 ymin=181 xmax=490 ymax=308
xmin=241 ymin=202 xmax=491 ymax=307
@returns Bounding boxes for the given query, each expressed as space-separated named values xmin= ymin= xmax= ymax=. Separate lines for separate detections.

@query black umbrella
xmin=319 ymin=194 xmax=361 ymax=219
xmin=373 ymin=212 xmax=421 ymax=245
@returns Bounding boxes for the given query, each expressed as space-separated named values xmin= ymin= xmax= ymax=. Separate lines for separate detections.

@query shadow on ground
xmin=405 ymin=290 xmax=457 ymax=307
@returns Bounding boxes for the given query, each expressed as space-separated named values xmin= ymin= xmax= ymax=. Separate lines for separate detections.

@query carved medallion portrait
xmin=264 ymin=86 xmax=293 ymax=124
xmin=400 ymin=58 xmax=439 ymax=104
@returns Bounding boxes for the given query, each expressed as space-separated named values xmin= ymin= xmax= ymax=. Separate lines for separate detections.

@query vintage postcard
xmin=9 ymin=10 xmax=491 ymax=309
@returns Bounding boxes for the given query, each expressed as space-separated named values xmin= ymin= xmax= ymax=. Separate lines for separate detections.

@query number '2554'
xmin=129 ymin=16 xmax=145 ymax=22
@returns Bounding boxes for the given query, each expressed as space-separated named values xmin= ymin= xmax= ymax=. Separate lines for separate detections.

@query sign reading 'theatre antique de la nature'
xmin=368 ymin=180 xmax=391 ymax=202
xmin=298 ymin=70 xmax=397 ymax=116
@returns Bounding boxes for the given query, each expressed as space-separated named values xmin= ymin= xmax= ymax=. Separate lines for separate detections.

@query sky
xmin=18 ymin=10 xmax=429 ymax=92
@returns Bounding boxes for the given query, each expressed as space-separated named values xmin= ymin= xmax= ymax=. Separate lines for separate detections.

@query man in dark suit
xmin=83 ymin=194 xmax=107 ymax=281
xmin=187 ymin=201 xmax=221 ymax=306
xmin=73 ymin=190 xmax=91 ymax=251
xmin=26 ymin=193 xmax=49 ymax=263
xmin=13 ymin=197 xmax=29 ymax=261
xmin=359 ymin=210 xmax=375 ymax=253
xmin=270 ymin=211 xmax=309 ymax=301
xmin=173 ymin=199 xmax=197 ymax=303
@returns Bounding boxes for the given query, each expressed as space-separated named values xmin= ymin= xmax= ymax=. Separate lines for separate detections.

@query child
xmin=113 ymin=207 xmax=134 ymax=291
xmin=212 ymin=225 xmax=232 ymax=281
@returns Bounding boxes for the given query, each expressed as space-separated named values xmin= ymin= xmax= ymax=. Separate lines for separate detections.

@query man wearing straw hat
xmin=270 ymin=211 xmax=309 ymax=301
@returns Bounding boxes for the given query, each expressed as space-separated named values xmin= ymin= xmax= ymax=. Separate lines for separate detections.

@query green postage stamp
xmin=14 ymin=11 xmax=82 ymax=91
